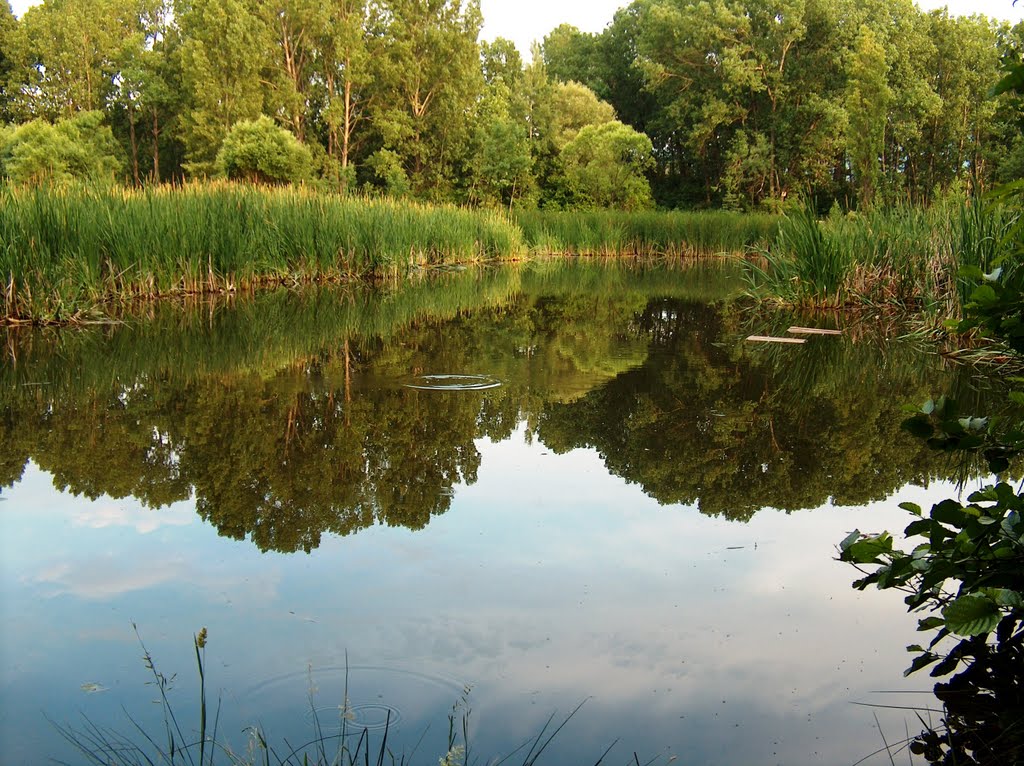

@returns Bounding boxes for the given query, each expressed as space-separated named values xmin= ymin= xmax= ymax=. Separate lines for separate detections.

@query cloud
xmin=70 ymin=502 xmax=194 ymax=534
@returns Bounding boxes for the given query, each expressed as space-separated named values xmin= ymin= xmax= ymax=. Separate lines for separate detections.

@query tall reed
xmin=0 ymin=183 xmax=525 ymax=321
xmin=744 ymin=198 xmax=1018 ymax=312
xmin=515 ymin=209 xmax=779 ymax=257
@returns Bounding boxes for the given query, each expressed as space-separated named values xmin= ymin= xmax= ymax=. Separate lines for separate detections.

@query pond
xmin=0 ymin=259 xmax=1005 ymax=765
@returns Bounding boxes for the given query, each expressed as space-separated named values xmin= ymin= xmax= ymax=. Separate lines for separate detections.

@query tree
xmin=468 ymin=80 xmax=534 ymax=207
xmin=315 ymin=0 xmax=371 ymax=185
xmin=548 ymin=80 xmax=615 ymax=150
xmin=558 ymin=120 xmax=654 ymax=209
xmin=846 ymin=25 xmax=890 ymax=207
xmin=1 ymin=110 xmax=122 ymax=185
xmin=365 ymin=0 xmax=483 ymax=199
xmin=175 ymin=0 xmax=270 ymax=176
xmin=0 ymin=1 xmax=16 ymax=121
xmin=6 ymin=0 xmax=154 ymax=121
xmin=216 ymin=115 xmax=311 ymax=184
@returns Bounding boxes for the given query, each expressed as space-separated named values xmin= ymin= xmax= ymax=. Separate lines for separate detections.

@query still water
xmin=0 ymin=260 xmax=1002 ymax=764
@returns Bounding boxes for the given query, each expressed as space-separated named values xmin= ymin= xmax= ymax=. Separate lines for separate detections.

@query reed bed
xmin=515 ymin=209 xmax=780 ymax=257
xmin=0 ymin=183 xmax=525 ymax=322
xmin=744 ymin=199 xmax=1017 ymax=312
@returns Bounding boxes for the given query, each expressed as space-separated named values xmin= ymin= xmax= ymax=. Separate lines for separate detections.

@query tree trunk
xmin=128 ymin=103 xmax=140 ymax=187
xmin=150 ymin=108 xmax=161 ymax=184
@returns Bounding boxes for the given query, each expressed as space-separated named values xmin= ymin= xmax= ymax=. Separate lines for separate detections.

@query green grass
xmin=515 ymin=208 xmax=779 ymax=257
xmin=0 ymin=183 xmax=525 ymax=321
xmin=0 ymin=184 xmax=780 ymax=323
xmin=743 ymin=198 xmax=1018 ymax=312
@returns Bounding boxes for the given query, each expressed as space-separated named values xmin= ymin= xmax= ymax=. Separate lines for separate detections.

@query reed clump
xmin=744 ymin=198 xmax=1017 ymax=312
xmin=0 ymin=183 xmax=525 ymax=322
xmin=515 ymin=208 xmax=780 ymax=257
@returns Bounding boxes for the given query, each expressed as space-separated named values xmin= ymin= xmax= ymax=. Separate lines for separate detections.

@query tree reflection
xmin=0 ymin=261 xmax=998 ymax=552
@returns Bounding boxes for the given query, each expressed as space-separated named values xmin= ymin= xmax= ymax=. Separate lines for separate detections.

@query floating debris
xmin=787 ymin=326 xmax=842 ymax=336
xmin=745 ymin=335 xmax=806 ymax=345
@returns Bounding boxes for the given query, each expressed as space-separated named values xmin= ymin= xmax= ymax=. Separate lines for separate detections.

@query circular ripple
xmin=404 ymin=374 xmax=502 ymax=391
xmin=304 ymin=702 xmax=402 ymax=731
xmin=242 ymin=665 xmax=466 ymax=739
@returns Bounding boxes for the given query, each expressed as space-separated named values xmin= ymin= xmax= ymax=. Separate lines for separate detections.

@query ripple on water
xmin=242 ymin=665 xmax=468 ymax=736
xmin=404 ymin=374 xmax=502 ymax=391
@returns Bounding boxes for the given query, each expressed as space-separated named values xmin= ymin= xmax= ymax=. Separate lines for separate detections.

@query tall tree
xmin=175 ymin=0 xmax=270 ymax=175
xmin=366 ymin=0 xmax=483 ymax=198
xmin=316 ymin=0 xmax=371 ymax=183
xmin=0 ymin=1 xmax=16 ymax=121
xmin=7 ymin=0 xmax=151 ymax=121
xmin=846 ymin=25 xmax=890 ymax=207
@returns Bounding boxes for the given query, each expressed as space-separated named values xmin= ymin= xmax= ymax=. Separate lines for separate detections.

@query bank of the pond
xmin=744 ymin=200 xmax=1017 ymax=314
xmin=0 ymin=184 xmax=528 ymax=322
xmin=0 ymin=184 xmax=781 ymax=323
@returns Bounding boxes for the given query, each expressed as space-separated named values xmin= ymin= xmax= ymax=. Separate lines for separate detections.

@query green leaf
xmin=902 ymin=415 xmax=933 ymax=439
xmin=904 ymin=652 xmax=941 ymax=677
xmin=921 ymin=399 xmax=935 ymax=415
xmin=984 ymin=588 xmax=1024 ymax=608
xmin=993 ymin=64 xmax=1024 ymax=96
xmin=841 ymin=533 xmax=893 ymax=564
xmin=905 ymin=519 xmax=932 ymax=538
xmin=838 ymin=530 xmax=862 ymax=552
xmin=970 ymin=284 xmax=999 ymax=306
xmin=942 ymin=594 xmax=1000 ymax=637
xmin=899 ymin=502 xmax=923 ymax=516
xmin=930 ymin=653 xmax=962 ymax=677
xmin=917 ymin=616 xmax=945 ymax=631
xmin=932 ymin=499 xmax=968 ymax=527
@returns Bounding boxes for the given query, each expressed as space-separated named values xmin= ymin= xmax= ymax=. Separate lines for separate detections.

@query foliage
xmin=556 ymin=120 xmax=654 ymax=210
xmin=516 ymin=207 xmax=778 ymax=256
xmin=0 ymin=111 xmax=123 ymax=185
xmin=216 ymin=116 xmax=311 ymax=185
xmin=1 ymin=0 xmax=1020 ymax=209
xmin=744 ymin=197 xmax=1018 ymax=311
xmin=0 ymin=184 xmax=524 ymax=320
xmin=836 ymin=60 xmax=1024 ymax=759
xmin=176 ymin=0 xmax=269 ymax=176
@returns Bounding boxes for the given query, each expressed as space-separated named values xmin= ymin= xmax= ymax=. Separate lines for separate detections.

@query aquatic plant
xmin=49 ymin=628 xmax=636 ymax=766
xmin=0 ymin=183 xmax=525 ymax=322
xmin=515 ymin=208 xmax=779 ymax=257
xmin=744 ymin=198 xmax=1018 ymax=312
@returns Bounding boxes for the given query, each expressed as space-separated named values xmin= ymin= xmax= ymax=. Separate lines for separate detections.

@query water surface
xmin=0 ymin=260 xmax=1002 ymax=764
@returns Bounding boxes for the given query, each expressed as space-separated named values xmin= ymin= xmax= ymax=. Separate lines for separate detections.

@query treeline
xmin=0 ymin=0 xmax=655 ymax=208
xmin=547 ymin=0 xmax=1024 ymax=208
xmin=0 ymin=0 xmax=1022 ymax=210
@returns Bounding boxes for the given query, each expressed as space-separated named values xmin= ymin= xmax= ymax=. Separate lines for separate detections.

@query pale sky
xmin=8 ymin=0 xmax=1024 ymax=60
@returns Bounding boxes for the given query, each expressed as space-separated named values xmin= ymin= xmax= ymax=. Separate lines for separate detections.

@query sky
xmin=7 ymin=0 xmax=1024 ymax=60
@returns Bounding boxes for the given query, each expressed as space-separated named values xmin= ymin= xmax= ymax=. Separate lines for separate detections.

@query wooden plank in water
xmin=788 ymin=326 xmax=842 ymax=336
xmin=745 ymin=335 xmax=806 ymax=345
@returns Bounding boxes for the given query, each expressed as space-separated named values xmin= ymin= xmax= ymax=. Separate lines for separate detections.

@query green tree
xmin=315 ymin=0 xmax=371 ymax=185
xmin=468 ymin=80 xmax=534 ymax=207
xmin=549 ymin=80 xmax=615 ymax=150
xmin=6 ymin=0 xmax=153 ymax=120
xmin=216 ymin=115 xmax=311 ymax=184
xmin=0 ymin=1 xmax=16 ymax=121
xmin=558 ymin=120 xmax=654 ymax=209
xmin=366 ymin=0 xmax=483 ymax=199
xmin=175 ymin=0 xmax=270 ymax=176
xmin=846 ymin=25 xmax=890 ymax=207
xmin=0 ymin=110 xmax=122 ymax=185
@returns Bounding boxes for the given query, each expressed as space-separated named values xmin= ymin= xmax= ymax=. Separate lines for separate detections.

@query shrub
xmin=216 ymin=116 xmax=312 ymax=185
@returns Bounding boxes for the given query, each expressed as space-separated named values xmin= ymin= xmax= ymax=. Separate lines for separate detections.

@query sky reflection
xmin=0 ymin=433 xmax=965 ymax=765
